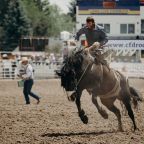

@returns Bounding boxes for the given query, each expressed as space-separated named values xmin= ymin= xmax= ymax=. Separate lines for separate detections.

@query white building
xmin=76 ymin=0 xmax=144 ymax=62
xmin=76 ymin=0 xmax=144 ymax=39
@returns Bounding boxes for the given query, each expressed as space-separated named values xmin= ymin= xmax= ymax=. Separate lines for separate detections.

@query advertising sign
xmin=140 ymin=0 xmax=144 ymax=5
xmin=107 ymin=40 xmax=144 ymax=50
xmin=77 ymin=0 xmax=140 ymax=15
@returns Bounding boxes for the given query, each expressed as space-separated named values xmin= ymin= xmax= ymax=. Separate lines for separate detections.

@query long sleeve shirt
xmin=75 ymin=25 xmax=108 ymax=47
xmin=17 ymin=64 xmax=34 ymax=80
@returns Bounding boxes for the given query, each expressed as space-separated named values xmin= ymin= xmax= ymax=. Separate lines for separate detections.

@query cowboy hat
xmin=21 ymin=57 xmax=29 ymax=62
xmin=2 ymin=54 xmax=8 ymax=58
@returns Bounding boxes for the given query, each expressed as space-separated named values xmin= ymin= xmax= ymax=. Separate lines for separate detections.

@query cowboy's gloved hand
xmin=84 ymin=47 xmax=89 ymax=53
xmin=92 ymin=42 xmax=100 ymax=49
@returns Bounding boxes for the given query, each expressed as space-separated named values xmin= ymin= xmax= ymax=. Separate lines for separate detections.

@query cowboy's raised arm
xmin=75 ymin=26 xmax=86 ymax=41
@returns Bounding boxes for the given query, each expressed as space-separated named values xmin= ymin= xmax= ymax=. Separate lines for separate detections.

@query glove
xmin=92 ymin=42 xmax=100 ymax=49
xmin=84 ymin=47 xmax=89 ymax=53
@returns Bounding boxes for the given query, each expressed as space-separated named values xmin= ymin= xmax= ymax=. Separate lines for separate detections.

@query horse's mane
xmin=63 ymin=49 xmax=83 ymax=67
xmin=59 ymin=48 xmax=103 ymax=90
xmin=71 ymin=49 xmax=84 ymax=70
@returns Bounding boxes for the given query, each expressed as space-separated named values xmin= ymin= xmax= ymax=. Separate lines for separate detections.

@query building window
xmin=128 ymin=24 xmax=135 ymax=34
xmin=120 ymin=24 xmax=127 ymax=34
xmin=141 ymin=20 xmax=144 ymax=34
xmin=97 ymin=23 xmax=110 ymax=33
xmin=120 ymin=24 xmax=135 ymax=34
xmin=104 ymin=24 xmax=110 ymax=33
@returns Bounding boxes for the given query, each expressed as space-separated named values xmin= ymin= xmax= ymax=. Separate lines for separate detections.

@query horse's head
xmin=57 ymin=50 xmax=85 ymax=91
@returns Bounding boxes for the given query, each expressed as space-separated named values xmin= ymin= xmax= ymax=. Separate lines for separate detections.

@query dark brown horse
xmin=57 ymin=48 xmax=142 ymax=131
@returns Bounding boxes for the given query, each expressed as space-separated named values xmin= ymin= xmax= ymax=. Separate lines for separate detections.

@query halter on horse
xmin=57 ymin=48 xmax=142 ymax=131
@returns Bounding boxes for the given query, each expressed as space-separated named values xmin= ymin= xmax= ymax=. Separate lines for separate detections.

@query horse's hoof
xmin=82 ymin=115 xmax=88 ymax=124
xmin=134 ymin=127 xmax=139 ymax=132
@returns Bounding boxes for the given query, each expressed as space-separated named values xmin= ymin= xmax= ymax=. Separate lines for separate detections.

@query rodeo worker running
xmin=17 ymin=57 xmax=41 ymax=105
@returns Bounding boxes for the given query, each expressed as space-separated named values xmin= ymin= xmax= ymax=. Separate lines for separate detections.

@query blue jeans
xmin=23 ymin=79 xmax=40 ymax=104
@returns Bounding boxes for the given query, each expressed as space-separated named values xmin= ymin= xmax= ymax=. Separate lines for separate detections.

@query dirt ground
xmin=0 ymin=79 xmax=144 ymax=144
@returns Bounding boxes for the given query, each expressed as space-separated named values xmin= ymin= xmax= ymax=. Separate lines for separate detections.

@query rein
xmin=75 ymin=62 xmax=92 ymax=90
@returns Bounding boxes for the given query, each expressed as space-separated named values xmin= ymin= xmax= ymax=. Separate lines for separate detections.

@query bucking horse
xmin=56 ymin=44 xmax=142 ymax=131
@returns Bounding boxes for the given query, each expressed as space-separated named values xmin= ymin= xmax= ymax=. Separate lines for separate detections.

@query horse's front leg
xmin=75 ymin=90 xmax=88 ymax=124
xmin=92 ymin=96 xmax=108 ymax=119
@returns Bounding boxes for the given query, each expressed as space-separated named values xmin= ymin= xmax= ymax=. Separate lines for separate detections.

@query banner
xmin=77 ymin=0 xmax=140 ymax=15
xmin=140 ymin=0 xmax=144 ymax=5
xmin=107 ymin=40 xmax=144 ymax=50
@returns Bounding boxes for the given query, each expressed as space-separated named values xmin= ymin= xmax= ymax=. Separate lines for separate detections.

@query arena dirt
xmin=0 ymin=79 xmax=144 ymax=144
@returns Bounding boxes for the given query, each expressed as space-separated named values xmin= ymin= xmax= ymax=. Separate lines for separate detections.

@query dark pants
xmin=23 ymin=79 xmax=40 ymax=104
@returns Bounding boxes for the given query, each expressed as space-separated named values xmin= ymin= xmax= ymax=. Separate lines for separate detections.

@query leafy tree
xmin=68 ymin=0 xmax=76 ymax=22
xmin=33 ymin=0 xmax=43 ymax=11
xmin=46 ymin=4 xmax=62 ymax=36
xmin=0 ymin=0 xmax=31 ymax=51
xmin=22 ymin=0 xmax=50 ymax=36
xmin=0 ymin=0 xmax=75 ymax=51
xmin=45 ymin=4 xmax=75 ymax=36
xmin=33 ymin=0 xmax=50 ymax=12
xmin=33 ymin=15 xmax=49 ymax=36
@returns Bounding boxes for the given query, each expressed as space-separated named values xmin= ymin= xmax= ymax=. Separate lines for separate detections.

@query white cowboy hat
xmin=2 ymin=54 xmax=8 ymax=58
xmin=21 ymin=57 xmax=28 ymax=62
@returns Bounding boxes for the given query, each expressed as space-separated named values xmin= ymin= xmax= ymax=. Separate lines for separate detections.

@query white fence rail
xmin=0 ymin=61 xmax=144 ymax=79
xmin=110 ymin=62 xmax=144 ymax=78
xmin=0 ymin=61 xmax=58 ymax=79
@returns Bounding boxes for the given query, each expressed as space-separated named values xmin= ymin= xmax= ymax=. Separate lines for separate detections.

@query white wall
xmin=76 ymin=6 xmax=144 ymax=37
xmin=77 ymin=15 xmax=140 ymax=37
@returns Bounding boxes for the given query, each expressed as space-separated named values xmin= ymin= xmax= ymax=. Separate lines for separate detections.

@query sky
xmin=49 ymin=0 xmax=72 ymax=13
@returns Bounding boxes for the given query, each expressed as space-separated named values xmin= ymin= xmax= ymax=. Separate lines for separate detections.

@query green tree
xmin=0 ymin=0 xmax=31 ymax=51
xmin=33 ymin=0 xmax=50 ymax=12
xmin=22 ymin=0 xmax=50 ymax=36
xmin=60 ymin=14 xmax=75 ymax=32
xmin=45 ymin=4 xmax=74 ymax=36
xmin=0 ymin=0 xmax=75 ymax=51
xmin=68 ymin=0 xmax=76 ymax=22
xmin=46 ymin=4 xmax=62 ymax=36
xmin=22 ymin=0 xmax=75 ymax=37
xmin=33 ymin=15 xmax=49 ymax=36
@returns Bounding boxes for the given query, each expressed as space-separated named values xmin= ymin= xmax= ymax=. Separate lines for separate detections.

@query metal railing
xmin=0 ymin=60 xmax=144 ymax=79
xmin=110 ymin=62 xmax=144 ymax=78
xmin=0 ymin=61 xmax=58 ymax=79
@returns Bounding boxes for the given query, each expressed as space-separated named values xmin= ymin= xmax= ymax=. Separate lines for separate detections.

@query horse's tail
xmin=129 ymin=86 xmax=143 ymax=109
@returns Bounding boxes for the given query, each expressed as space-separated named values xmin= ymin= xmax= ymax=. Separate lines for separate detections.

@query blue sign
xmin=77 ymin=0 xmax=140 ymax=15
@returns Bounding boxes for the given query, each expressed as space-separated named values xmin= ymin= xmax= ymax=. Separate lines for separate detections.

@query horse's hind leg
xmin=120 ymin=75 xmax=137 ymax=131
xmin=101 ymin=98 xmax=123 ymax=131
xmin=122 ymin=97 xmax=137 ymax=131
